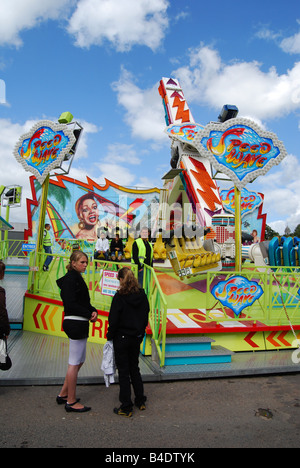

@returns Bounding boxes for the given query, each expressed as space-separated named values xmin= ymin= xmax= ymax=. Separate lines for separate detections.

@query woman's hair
xmin=66 ymin=250 xmax=88 ymax=271
xmin=117 ymin=267 xmax=140 ymax=295
xmin=0 ymin=261 xmax=5 ymax=279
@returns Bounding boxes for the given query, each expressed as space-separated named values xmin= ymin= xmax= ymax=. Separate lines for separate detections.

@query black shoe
xmin=135 ymin=402 xmax=146 ymax=410
xmin=65 ymin=402 xmax=91 ymax=413
xmin=113 ymin=406 xmax=133 ymax=418
xmin=135 ymin=396 xmax=147 ymax=410
xmin=56 ymin=395 xmax=80 ymax=405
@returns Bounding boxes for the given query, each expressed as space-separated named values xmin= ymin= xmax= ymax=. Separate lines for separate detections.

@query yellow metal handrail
xmin=143 ymin=264 xmax=168 ymax=367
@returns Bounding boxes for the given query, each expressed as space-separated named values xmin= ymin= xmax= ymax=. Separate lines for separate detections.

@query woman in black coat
xmin=107 ymin=267 xmax=149 ymax=417
xmin=0 ymin=261 xmax=10 ymax=338
xmin=56 ymin=251 xmax=98 ymax=413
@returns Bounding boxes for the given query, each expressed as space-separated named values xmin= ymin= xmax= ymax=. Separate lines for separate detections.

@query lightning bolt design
xmin=190 ymin=157 xmax=222 ymax=212
xmin=172 ymin=95 xmax=190 ymax=123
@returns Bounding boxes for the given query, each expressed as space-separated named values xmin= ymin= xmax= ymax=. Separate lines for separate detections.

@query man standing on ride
xmin=131 ymin=227 xmax=153 ymax=286
xmin=43 ymin=223 xmax=53 ymax=272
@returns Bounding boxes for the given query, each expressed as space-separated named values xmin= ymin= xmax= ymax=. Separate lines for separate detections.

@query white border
xmin=193 ymin=118 xmax=288 ymax=191
xmin=13 ymin=120 xmax=76 ymax=185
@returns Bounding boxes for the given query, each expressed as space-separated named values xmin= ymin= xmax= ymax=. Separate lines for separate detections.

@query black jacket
xmin=56 ymin=269 xmax=97 ymax=319
xmin=106 ymin=289 xmax=149 ymax=340
xmin=0 ymin=286 xmax=10 ymax=336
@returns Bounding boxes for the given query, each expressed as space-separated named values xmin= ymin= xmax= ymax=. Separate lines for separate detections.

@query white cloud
xmin=172 ymin=44 xmax=300 ymax=120
xmin=80 ymin=143 xmax=140 ymax=188
xmin=252 ymin=154 xmax=300 ymax=233
xmin=0 ymin=118 xmax=38 ymax=222
xmin=67 ymin=0 xmax=169 ymax=51
xmin=281 ymin=32 xmax=300 ymax=54
xmin=0 ymin=0 xmax=73 ymax=47
xmin=105 ymin=143 xmax=141 ymax=165
xmin=280 ymin=20 xmax=300 ymax=54
xmin=73 ymin=120 xmax=101 ymax=159
xmin=111 ymin=67 xmax=168 ymax=142
xmin=93 ymin=162 xmax=136 ymax=187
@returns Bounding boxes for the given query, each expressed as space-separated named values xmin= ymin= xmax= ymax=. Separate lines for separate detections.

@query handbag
xmin=0 ymin=335 xmax=12 ymax=371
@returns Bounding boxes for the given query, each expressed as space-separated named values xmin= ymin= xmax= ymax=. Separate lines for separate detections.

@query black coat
xmin=57 ymin=269 xmax=96 ymax=319
xmin=106 ymin=289 xmax=149 ymax=341
xmin=0 ymin=286 xmax=10 ymax=336
xmin=57 ymin=269 xmax=97 ymax=340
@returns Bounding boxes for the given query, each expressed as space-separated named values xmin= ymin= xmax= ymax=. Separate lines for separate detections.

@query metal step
xmin=164 ymin=346 xmax=233 ymax=366
xmin=165 ymin=336 xmax=215 ymax=353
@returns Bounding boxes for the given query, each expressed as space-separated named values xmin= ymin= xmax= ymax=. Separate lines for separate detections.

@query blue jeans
xmin=43 ymin=246 xmax=53 ymax=269
xmin=94 ymin=250 xmax=109 ymax=261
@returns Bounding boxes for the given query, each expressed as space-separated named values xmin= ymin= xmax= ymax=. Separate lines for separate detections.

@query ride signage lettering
xmin=14 ymin=120 xmax=76 ymax=185
xmin=211 ymin=276 xmax=264 ymax=317
xmin=220 ymin=187 xmax=263 ymax=218
xmin=194 ymin=118 xmax=287 ymax=190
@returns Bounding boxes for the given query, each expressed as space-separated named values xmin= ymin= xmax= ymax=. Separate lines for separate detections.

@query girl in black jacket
xmin=107 ymin=267 xmax=149 ymax=417
xmin=0 ymin=261 xmax=10 ymax=337
xmin=56 ymin=251 xmax=98 ymax=413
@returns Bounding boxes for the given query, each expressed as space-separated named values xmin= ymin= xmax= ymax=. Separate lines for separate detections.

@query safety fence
xmin=205 ymin=266 xmax=300 ymax=326
xmin=143 ymin=264 xmax=168 ymax=367
xmin=28 ymin=250 xmax=137 ymax=308
xmin=0 ymin=239 xmax=28 ymax=260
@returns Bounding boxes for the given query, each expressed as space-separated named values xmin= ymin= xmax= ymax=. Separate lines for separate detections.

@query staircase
xmin=152 ymin=335 xmax=233 ymax=367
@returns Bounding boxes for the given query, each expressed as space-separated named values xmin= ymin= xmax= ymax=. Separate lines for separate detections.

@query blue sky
xmin=0 ymin=0 xmax=300 ymax=234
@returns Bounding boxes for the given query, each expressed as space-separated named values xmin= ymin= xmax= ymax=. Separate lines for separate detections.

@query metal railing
xmin=27 ymin=249 xmax=168 ymax=366
xmin=0 ymin=239 xmax=29 ymax=260
xmin=205 ymin=266 xmax=300 ymax=326
xmin=27 ymin=250 xmax=138 ymax=311
xmin=143 ymin=264 xmax=168 ymax=367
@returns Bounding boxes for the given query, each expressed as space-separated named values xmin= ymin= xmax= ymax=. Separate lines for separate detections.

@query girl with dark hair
xmin=107 ymin=267 xmax=149 ymax=417
xmin=56 ymin=251 xmax=98 ymax=413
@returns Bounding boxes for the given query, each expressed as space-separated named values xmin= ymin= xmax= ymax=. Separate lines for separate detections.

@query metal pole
xmin=234 ymin=185 xmax=242 ymax=272
xmin=29 ymin=175 xmax=50 ymax=292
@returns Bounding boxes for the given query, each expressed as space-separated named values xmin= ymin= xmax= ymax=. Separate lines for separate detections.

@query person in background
xmin=43 ymin=223 xmax=53 ymax=272
xmin=0 ymin=261 xmax=10 ymax=339
xmin=106 ymin=267 xmax=149 ymax=417
xmin=131 ymin=227 xmax=153 ymax=286
xmin=56 ymin=251 xmax=98 ymax=413
xmin=110 ymin=233 xmax=124 ymax=261
xmin=94 ymin=231 xmax=110 ymax=264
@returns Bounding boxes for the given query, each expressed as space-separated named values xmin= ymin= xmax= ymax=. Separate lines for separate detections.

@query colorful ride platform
xmin=1 ymin=254 xmax=299 ymax=387
xmin=3 ymin=77 xmax=300 ymax=386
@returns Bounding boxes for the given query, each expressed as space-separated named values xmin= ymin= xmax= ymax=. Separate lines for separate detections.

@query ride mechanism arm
xmin=158 ymin=78 xmax=223 ymax=278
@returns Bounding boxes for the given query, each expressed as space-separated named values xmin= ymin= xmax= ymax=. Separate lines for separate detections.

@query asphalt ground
xmin=1 ymin=374 xmax=300 ymax=451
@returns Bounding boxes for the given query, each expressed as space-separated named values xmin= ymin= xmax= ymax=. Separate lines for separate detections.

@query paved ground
xmin=1 ymin=374 xmax=300 ymax=450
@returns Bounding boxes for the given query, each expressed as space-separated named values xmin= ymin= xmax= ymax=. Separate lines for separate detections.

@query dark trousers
xmin=113 ymin=335 xmax=145 ymax=410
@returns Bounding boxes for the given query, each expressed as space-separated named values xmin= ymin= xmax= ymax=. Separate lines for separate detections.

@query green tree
xmin=293 ymin=224 xmax=300 ymax=238
xmin=264 ymin=224 xmax=279 ymax=240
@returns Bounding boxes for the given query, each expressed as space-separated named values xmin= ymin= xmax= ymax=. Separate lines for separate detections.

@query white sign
xmin=101 ymin=270 xmax=119 ymax=297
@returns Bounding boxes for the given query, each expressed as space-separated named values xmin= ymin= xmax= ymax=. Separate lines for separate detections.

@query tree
xmin=264 ymin=224 xmax=279 ymax=240
xmin=293 ymin=224 xmax=300 ymax=238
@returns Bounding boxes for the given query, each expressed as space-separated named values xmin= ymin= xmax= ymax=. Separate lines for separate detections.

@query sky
xmin=0 ymin=0 xmax=300 ymax=234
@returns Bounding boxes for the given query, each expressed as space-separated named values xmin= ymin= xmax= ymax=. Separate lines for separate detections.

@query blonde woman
xmin=56 ymin=251 xmax=98 ymax=413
